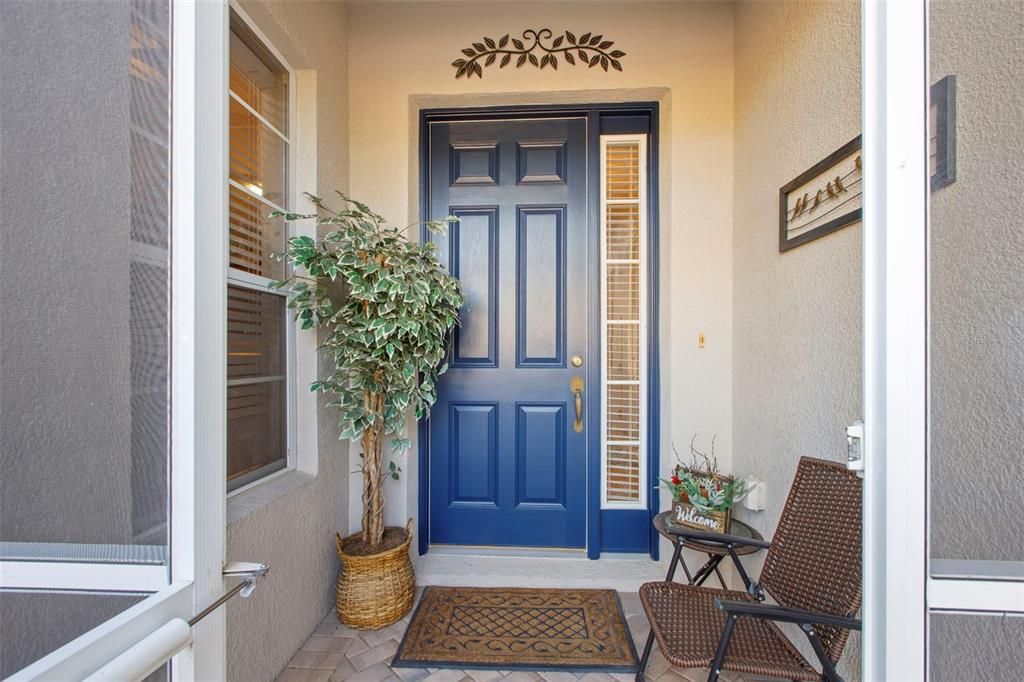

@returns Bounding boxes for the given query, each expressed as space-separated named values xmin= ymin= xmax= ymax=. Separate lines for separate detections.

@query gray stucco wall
xmin=732 ymin=0 xmax=862 ymax=677
xmin=224 ymin=3 xmax=350 ymax=682
xmin=928 ymin=0 xmax=1024 ymax=563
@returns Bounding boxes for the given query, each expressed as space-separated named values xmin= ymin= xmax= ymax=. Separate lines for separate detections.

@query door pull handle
xmin=570 ymin=377 xmax=584 ymax=433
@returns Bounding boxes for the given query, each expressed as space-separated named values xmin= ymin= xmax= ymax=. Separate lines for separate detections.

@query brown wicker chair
xmin=637 ymin=457 xmax=862 ymax=682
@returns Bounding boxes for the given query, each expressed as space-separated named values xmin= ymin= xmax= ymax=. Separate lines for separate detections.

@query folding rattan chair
xmin=636 ymin=457 xmax=862 ymax=682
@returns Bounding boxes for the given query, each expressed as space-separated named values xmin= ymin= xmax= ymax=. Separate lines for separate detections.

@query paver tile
xmin=329 ymin=658 xmax=357 ymax=681
xmin=290 ymin=650 xmax=347 ymax=670
xmin=421 ymin=670 xmax=471 ymax=682
xmin=466 ymin=671 xmax=504 ymax=682
xmin=304 ymin=636 xmax=359 ymax=654
xmin=344 ymin=662 xmax=397 ymax=682
xmin=348 ymin=640 xmax=400 ymax=672
xmin=278 ymin=668 xmax=333 ymax=682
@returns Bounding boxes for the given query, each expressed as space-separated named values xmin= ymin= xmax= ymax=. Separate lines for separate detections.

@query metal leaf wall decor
xmin=452 ymin=29 xmax=625 ymax=79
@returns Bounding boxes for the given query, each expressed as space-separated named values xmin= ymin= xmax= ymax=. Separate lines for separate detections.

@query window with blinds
xmin=226 ymin=12 xmax=293 ymax=491
xmin=600 ymin=135 xmax=648 ymax=509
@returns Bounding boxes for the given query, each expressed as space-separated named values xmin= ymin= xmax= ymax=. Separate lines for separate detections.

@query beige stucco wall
xmin=732 ymin=0 xmax=861 ymax=677
xmin=346 ymin=0 xmax=736 ymax=581
xmin=225 ymin=3 xmax=350 ymax=682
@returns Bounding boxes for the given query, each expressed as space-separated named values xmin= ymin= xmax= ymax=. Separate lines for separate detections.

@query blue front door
xmin=427 ymin=117 xmax=589 ymax=548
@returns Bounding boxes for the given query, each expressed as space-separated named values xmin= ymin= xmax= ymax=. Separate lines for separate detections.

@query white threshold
xmin=415 ymin=547 xmax=668 ymax=592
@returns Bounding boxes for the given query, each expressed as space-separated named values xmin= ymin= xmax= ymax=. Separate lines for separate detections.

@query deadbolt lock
xmin=571 ymin=355 xmax=584 ymax=367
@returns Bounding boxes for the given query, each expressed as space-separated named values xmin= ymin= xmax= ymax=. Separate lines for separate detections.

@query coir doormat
xmin=392 ymin=586 xmax=638 ymax=672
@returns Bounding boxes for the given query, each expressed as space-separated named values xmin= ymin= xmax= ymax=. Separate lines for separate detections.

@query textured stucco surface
xmin=347 ymin=0 xmax=736 ymax=583
xmin=930 ymin=612 xmax=1024 ymax=681
xmin=225 ymin=3 xmax=350 ymax=682
xmin=928 ymin=0 xmax=1024 ymax=563
xmin=732 ymin=1 xmax=862 ymax=678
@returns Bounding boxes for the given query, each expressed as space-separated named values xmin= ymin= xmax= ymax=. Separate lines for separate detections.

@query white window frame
xmin=599 ymin=133 xmax=649 ymax=510
xmin=225 ymin=1 xmax=299 ymax=496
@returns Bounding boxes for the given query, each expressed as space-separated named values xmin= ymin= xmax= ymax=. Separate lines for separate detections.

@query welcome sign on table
xmin=671 ymin=500 xmax=731 ymax=534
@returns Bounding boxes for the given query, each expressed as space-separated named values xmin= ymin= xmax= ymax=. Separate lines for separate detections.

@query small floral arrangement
xmin=662 ymin=435 xmax=750 ymax=513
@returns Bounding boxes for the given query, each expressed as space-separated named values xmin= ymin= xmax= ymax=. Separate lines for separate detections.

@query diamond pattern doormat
xmin=392 ymin=587 xmax=638 ymax=672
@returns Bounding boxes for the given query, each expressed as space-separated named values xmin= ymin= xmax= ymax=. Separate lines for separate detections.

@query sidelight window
xmin=600 ymin=135 xmax=649 ymax=509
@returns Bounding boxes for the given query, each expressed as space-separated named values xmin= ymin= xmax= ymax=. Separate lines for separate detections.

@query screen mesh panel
xmin=0 ymin=0 xmax=170 ymax=673
xmin=227 ymin=285 xmax=285 ymax=380
xmin=226 ymin=286 xmax=287 ymax=485
xmin=0 ymin=0 xmax=171 ymax=548
xmin=0 ymin=590 xmax=151 ymax=678
xmin=601 ymin=137 xmax=647 ymax=506
xmin=928 ymin=0 xmax=1024 ymax=564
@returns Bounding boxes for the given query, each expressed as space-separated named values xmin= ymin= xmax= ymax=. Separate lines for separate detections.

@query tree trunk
xmin=361 ymin=394 xmax=386 ymax=547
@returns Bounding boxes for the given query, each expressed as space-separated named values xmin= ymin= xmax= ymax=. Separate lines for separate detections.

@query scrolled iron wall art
xmin=452 ymin=29 xmax=625 ymax=79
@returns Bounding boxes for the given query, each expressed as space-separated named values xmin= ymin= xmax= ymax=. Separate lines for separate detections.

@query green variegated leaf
xmin=278 ymin=191 xmax=463 ymax=548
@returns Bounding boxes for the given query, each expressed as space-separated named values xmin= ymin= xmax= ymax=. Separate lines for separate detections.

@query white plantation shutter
xmin=600 ymin=136 xmax=648 ymax=508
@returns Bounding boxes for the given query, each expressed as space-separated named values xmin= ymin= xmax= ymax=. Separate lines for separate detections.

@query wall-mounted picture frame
xmin=930 ymin=74 xmax=957 ymax=190
xmin=779 ymin=136 xmax=862 ymax=252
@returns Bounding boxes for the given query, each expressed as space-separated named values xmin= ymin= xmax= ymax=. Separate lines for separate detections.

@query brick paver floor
xmin=276 ymin=590 xmax=762 ymax=682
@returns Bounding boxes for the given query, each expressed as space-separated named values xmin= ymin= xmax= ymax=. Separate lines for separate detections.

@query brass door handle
xmin=570 ymin=377 xmax=584 ymax=433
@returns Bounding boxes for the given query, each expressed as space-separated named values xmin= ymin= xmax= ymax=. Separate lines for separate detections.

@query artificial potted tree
xmin=273 ymin=193 xmax=462 ymax=629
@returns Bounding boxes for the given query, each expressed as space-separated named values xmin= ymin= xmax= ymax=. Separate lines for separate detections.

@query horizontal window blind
xmin=600 ymin=135 xmax=648 ymax=509
xmin=226 ymin=14 xmax=292 ymax=490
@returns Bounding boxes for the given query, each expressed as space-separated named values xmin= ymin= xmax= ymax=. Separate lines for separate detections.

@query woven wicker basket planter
xmin=334 ymin=522 xmax=415 ymax=630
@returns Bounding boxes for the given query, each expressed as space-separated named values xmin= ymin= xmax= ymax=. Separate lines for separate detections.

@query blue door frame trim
xmin=418 ymin=102 xmax=661 ymax=560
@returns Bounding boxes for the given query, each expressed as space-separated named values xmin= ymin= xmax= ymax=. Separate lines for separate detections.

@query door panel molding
xmin=449 ymin=402 xmax=499 ymax=506
xmin=515 ymin=204 xmax=567 ymax=367
xmin=515 ymin=402 xmax=568 ymax=507
xmin=448 ymin=206 xmax=500 ymax=368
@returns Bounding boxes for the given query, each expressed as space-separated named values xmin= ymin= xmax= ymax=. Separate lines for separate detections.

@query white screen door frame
xmin=861 ymin=1 xmax=1024 ymax=679
xmin=4 ymin=1 xmax=230 ymax=679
